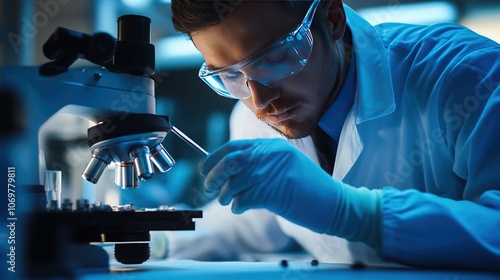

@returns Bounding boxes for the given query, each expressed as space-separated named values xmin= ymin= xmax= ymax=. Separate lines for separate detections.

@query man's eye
xmin=222 ymin=71 xmax=243 ymax=80
xmin=263 ymin=48 xmax=288 ymax=63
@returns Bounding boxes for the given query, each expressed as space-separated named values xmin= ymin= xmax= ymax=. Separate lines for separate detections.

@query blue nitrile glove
xmin=201 ymin=138 xmax=383 ymax=249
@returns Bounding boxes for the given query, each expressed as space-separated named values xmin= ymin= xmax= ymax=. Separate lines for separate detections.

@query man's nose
xmin=246 ymin=79 xmax=279 ymax=109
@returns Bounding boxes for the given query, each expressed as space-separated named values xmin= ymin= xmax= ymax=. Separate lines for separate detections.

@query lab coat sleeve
xmin=381 ymin=188 xmax=500 ymax=269
xmin=380 ymin=47 xmax=500 ymax=269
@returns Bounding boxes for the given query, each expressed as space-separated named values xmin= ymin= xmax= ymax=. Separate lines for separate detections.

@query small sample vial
xmin=44 ymin=170 xmax=62 ymax=211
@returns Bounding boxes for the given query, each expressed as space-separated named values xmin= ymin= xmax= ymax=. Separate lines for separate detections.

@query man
xmin=158 ymin=0 xmax=500 ymax=269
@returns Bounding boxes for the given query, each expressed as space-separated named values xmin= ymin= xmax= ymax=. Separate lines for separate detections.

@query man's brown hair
xmin=171 ymin=0 xmax=311 ymax=37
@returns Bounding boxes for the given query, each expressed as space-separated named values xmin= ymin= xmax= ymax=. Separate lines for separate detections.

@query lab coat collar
xmin=318 ymin=50 xmax=356 ymax=143
xmin=344 ymin=5 xmax=396 ymax=124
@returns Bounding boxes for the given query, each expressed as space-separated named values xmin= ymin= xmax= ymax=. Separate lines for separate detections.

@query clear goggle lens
xmin=199 ymin=26 xmax=313 ymax=99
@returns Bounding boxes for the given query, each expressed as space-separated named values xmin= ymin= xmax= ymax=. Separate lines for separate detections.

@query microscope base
xmin=22 ymin=209 xmax=202 ymax=278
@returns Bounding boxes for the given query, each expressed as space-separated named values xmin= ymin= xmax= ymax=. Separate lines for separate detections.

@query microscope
xmin=0 ymin=15 xmax=202 ymax=278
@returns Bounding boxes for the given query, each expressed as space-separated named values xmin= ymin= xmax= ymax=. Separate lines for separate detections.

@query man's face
xmin=192 ymin=1 xmax=341 ymax=139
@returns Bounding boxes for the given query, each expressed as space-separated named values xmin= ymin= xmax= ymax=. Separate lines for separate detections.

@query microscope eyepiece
xmin=40 ymin=27 xmax=116 ymax=76
xmin=113 ymin=14 xmax=155 ymax=76
xmin=40 ymin=14 xmax=154 ymax=77
xmin=117 ymin=15 xmax=151 ymax=42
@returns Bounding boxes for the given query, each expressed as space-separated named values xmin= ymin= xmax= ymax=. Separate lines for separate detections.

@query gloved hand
xmin=201 ymin=138 xmax=383 ymax=249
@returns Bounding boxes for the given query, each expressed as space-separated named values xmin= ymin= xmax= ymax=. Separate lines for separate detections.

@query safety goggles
xmin=198 ymin=0 xmax=322 ymax=99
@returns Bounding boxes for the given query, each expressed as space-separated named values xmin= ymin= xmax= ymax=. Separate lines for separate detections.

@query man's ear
xmin=327 ymin=0 xmax=347 ymax=41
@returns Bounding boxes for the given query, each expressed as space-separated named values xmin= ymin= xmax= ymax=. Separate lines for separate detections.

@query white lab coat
xmin=155 ymin=6 xmax=500 ymax=267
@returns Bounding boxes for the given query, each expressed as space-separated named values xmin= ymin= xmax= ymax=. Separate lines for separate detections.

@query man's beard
xmin=256 ymin=114 xmax=313 ymax=140
xmin=255 ymin=99 xmax=316 ymax=139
